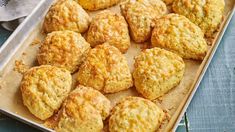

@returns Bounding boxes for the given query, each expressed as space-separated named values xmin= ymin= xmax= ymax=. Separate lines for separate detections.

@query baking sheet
xmin=0 ymin=0 xmax=234 ymax=131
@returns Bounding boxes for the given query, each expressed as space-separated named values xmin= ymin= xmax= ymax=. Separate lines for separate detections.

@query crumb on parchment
xmin=14 ymin=60 xmax=29 ymax=74
xmin=30 ymin=38 xmax=41 ymax=46
xmin=0 ymin=79 xmax=4 ymax=90
xmin=22 ymin=52 xmax=27 ymax=56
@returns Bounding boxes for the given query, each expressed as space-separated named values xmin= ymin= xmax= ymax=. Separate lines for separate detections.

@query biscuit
xmin=133 ymin=47 xmax=185 ymax=100
xmin=77 ymin=43 xmax=133 ymax=93
xmin=151 ymin=14 xmax=207 ymax=60
xmin=20 ymin=65 xmax=72 ymax=120
xmin=37 ymin=30 xmax=90 ymax=73
xmin=71 ymin=85 xmax=111 ymax=120
xmin=55 ymin=89 xmax=103 ymax=132
xmin=172 ymin=0 xmax=225 ymax=37
xmin=43 ymin=0 xmax=90 ymax=33
xmin=75 ymin=0 xmax=120 ymax=11
xmin=86 ymin=10 xmax=130 ymax=53
xmin=120 ymin=0 xmax=167 ymax=43
xmin=109 ymin=96 xmax=165 ymax=132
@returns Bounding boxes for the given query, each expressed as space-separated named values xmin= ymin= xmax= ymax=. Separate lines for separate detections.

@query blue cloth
xmin=0 ymin=27 xmax=11 ymax=44
xmin=186 ymin=15 xmax=235 ymax=132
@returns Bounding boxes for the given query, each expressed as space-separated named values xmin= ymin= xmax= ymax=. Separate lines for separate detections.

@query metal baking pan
xmin=171 ymin=5 xmax=235 ymax=131
xmin=0 ymin=0 xmax=234 ymax=131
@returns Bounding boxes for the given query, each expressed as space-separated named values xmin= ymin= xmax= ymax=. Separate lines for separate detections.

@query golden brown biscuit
xmin=43 ymin=0 xmax=91 ymax=33
xmin=37 ymin=30 xmax=90 ymax=73
xmin=120 ymin=0 xmax=167 ymax=43
xmin=133 ymin=47 xmax=185 ymax=100
xmin=86 ymin=10 xmax=130 ymax=53
xmin=71 ymin=85 xmax=111 ymax=120
xmin=75 ymin=0 xmax=120 ymax=11
xmin=20 ymin=65 xmax=72 ymax=120
xmin=151 ymin=14 xmax=207 ymax=60
xmin=77 ymin=43 xmax=133 ymax=93
xmin=109 ymin=96 xmax=166 ymax=132
xmin=55 ymin=89 xmax=103 ymax=132
xmin=172 ymin=0 xmax=225 ymax=37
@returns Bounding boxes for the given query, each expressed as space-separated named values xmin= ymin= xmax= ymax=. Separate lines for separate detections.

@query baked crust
xmin=109 ymin=96 xmax=165 ymax=132
xmin=151 ymin=13 xmax=207 ymax=60
xmin=133 ymin=47 xmax=185 ymax=100
xmin=77 ymin=43 xmax=133 ymax=93
xmin=43 ymin=0 xmax=91 ymax=33
xmin=55 ymin=88 xmax=103 ymax=132
xmin=86 ymin=10 xmax=130 ymax=53
xmin=120 ymin=0 xmax=167 ymax=43
xmin=20 ymin=65 xmax=72 ymax=120
xmin=75 ymin=0 xmax=121 ymax=11
xmin=37 ymin=30 xmax=90 ymax=73
xmin=70 ymin=85 xmax=111 ymax=120
xmin=172 ymin=0 xmax=225 ymax=37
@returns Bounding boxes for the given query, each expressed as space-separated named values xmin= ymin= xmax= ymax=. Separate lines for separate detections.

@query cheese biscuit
xmin=75 ymin=0 xmax=120 ymax=11
xmin=20 ymin=65 xmax=72 ymax=120
xmin=172 ymin=0 xmax=225 ymax=37
xmin=86 ymin=11 xmax=130 ymax=53
xmin=43 ymin=0 xmax=90 ymax=33
xmin=133 ymin=48 xmax=185 ymax=100
xmin=37 ymin=30 xmax=90 ymax=73
xmin=109 ymin=96 xmax=165 ymax=132
xmin=121 ymin=0 xmax=167 ymax=42
xmin=77 ymin=44 xmax=133 ymax=93
xmin=151 ymin=14 xmax=207 ymax=60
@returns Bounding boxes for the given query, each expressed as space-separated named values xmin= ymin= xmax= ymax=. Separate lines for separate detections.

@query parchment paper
xmin=0 ymin=0 xmax=234 ymax=131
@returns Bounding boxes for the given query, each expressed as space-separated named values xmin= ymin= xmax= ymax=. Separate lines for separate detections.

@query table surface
xmin=0 ymin=15 xmax=234 ymax=132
